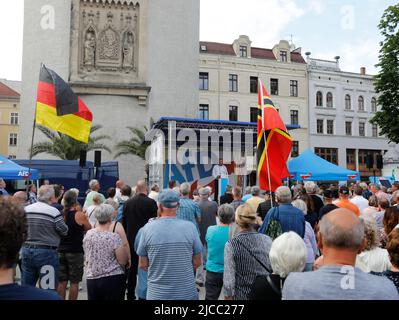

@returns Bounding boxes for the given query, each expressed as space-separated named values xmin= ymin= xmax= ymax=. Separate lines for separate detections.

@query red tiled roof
xmin=200 ymin=41 xmax=306 ymax=64
xmin=251 ymin=47 xmax=276 ymax=60
xmin=291 ymin=52 xmax=306 ymax=64
xmin=200 ymin=41 xmax=235 ymax=56
xmin=0 ymin=82 xmax=20 ymax=99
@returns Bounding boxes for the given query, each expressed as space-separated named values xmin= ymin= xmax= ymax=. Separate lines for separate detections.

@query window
xmin=372 ymin=124 xmax=378 ymax=137
xmin=316 ymin=91 xmax=323 ymax=107
xmin=347 ymin=149 xmax=356 ymax=165
xmin=250 ymin=107 xmax=259 ymax=123
xmin=359 ymin=122 xmax=365 ymax=137
xmin=326 ymin=92 xmax=333 ymax=108
xmin=317 ymin=119 xmax=324 ymax=134
xmin=291 ymin=141 xmax=299 ymax=158
xmin=358 ymin=96 xmax=364 ymax=111
xmin=290 ymin=110 xmax=299 ymax=126
xmin=10 ymin=113 xmax=19 ymax=125
xmin=9 ymin=133 xmax=17 ymax=146
xmin=290 ymin=80 xmax=298 ymax=97
xmin=229 ymin=74 xmax=238 ymax=92
xmin=250 ymin=77 xmax=258 ymax=94
xmin=280 ymin=50 xmax=288 ymax=62
xmin=8 ymin=155 xmax=16 ymax=160
xmin=199 ymin=104 xmax=209 ymax=120
xmin=199 ymin=72 xmax=209 ymax=90
xmin=345 ymin=95 xmax=351 ymax=110
xmin=327 ymin=120 xmax=334 ymax=135
xmin=229 ymin=106 xmax=238 ymax=121
xmin=371 ymin=97 xmax=377 ymax=113
xmin=345 ymin=121 xmax=352 ymax=136
xmin=270 ymin=78 xmax=279 ymax=95
xmin=239 ymin=46 xmax=248 ymax=58
xmin=315 ymin=148 xmax=338 ymax=165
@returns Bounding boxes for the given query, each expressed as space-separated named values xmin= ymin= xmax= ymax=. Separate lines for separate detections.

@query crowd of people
xmin=0 ymin=177 xmax=399 ymax=300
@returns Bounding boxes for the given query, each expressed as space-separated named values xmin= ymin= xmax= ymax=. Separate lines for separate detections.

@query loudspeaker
xmin=79 ymin=150 xmax=87 ymax=168
xmin=366 ymin=154 xmax=374 ymax=169
xmin=94 ymin=151 xmax=102 ymax=168
xmin=376 ymin=155 xmax=384 ymax=170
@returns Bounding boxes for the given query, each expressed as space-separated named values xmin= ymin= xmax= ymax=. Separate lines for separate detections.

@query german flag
xmin=257 ymin=80 xmax=292 ymax=192
xmin=35 ymin=65 xmax=93 ymax=143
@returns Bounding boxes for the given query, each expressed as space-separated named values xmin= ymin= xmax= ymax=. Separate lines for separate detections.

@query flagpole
xmin=263 ymin=131 xmax=274 ymax=209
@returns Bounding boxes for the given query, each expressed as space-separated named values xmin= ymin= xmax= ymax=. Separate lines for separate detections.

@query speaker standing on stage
xmin=212 ymin=159 xmax=228 ymax=202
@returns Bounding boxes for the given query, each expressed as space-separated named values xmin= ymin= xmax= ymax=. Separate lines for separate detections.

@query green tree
xmin=114 ymin=126 xmax=149 ymax=160
xmin=371 ymin=4 xmax=399 ymax=143
xmin=31 ymin=124 xmax=111 ymax=160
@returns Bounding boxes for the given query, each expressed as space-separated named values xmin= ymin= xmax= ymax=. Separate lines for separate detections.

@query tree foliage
xmin=31 ymin=124 xmax=111 ymax=160
xmin=371 ymin=4 xmax=399 ymax=143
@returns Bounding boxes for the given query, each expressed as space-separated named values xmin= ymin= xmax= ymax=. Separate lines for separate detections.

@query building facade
xmin=199 ymin=36 xmax=309 ymax=158
xmin=0 ymin=81 xmax=20 ymax=159
xmin=19 ymin=0 xmax=199 ymax=183
xmin=308 ymin=57 xmax=389 ymax=179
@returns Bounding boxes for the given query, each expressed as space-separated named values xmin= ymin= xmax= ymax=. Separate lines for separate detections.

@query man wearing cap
xmin=318 ymin=190 xmax=338 ymax=220
xmin=334 ymin=186 xmax=360 ymax=217
xmin=137 ymin=189 xmax=203 ymax=300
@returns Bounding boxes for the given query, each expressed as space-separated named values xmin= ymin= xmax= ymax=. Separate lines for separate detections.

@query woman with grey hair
xmin=250 ymin=232 xmax=307 ymax=300
xmin=83 ymin=204 xmax=130 ymax=300
xmin=356 ymin=219 xmax=391 ymax=273
xmin=205 ymin=204 xmax=235 ymax=300
xmin=292 ymin=199 xmax=318 ymax=271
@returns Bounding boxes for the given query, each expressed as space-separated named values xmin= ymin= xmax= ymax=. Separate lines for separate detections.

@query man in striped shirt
xmin=21 ymin=185 xmax=68 ymax=290
xmin=138 ymin=189 xmax=202 ymax=300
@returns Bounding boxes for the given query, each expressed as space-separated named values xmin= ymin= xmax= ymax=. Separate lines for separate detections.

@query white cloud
xmin=0 ymin=0 xmax=24 ymax=80
xmin=200 ymin=0 xmax=306 ymax=47
xmin=312 ymin=38 xmax=381 ymax=74
xmin=308 ymin=0 xmax=325 ymax=15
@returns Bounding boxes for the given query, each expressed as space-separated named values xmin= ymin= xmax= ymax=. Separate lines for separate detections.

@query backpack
xmin=263 ymin=208 xmax=283 ymax=240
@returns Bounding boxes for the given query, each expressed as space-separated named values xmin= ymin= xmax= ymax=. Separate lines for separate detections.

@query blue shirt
xmin=134 ymin=228 xmax=148 ymax=300
xmin=259 ymin=204 xmax=305 ymax=238
xmin=0 ymin=284 xmax=61 ymax=300
xmin=176 ymin=197 xmax=201 ymax=230
xmin=242 ymin=194 xmax=252 ymax=202
xmin=137 ymin=217 xmax=203 ymax=300
xmin=206 ymin=225 xmax=229 ymax=273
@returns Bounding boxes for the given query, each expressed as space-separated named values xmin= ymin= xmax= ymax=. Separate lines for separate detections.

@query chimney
xmin=360 ymin=67 xmax=366 ymax=75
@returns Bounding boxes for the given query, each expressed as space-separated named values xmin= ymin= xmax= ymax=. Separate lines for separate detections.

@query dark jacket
xmin=257 ymin=200 xmax=279 ymax=221
xmin=259 ymin=204 xmax=305 ymax=238
xmin=122 ymin=194 xmax=158 ymax=251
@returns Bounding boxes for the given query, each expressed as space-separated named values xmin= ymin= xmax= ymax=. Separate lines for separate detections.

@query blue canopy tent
xmin=0 ymin=155 xmax=39 ymax=180
xmin=288 ymin=149 xmax=360 ymax=181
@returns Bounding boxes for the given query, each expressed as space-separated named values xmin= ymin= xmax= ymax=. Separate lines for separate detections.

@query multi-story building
xmin=308 ymin=56 xmax=389 ymax=178
xmin=0 ymin=81 xmax=20 ymax=159
xmin=199 ymin=35 xmax=309 ymax=157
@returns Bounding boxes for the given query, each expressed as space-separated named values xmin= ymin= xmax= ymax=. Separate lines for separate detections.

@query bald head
xmin=136 ymin=180 xmax=148 ymax=195
xmin=319 ymin=208 xmax=364 ymax=250
xmin=12 ymin=191 xmax=27 ymax=206
xmin=116 ymin=180 xmax=125 ymax=189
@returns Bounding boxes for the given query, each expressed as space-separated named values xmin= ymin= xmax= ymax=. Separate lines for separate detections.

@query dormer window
xmin=239 ymin=46 xmax=248 ymax=58
xmin=280 ymin=50 xmax=288 ymax=62
xmin=200 ymin=45 xmax=207 ymax=52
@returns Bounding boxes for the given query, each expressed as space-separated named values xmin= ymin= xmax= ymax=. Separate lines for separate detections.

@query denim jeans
xmin=21 ymin=247 xmax=59 ymax=290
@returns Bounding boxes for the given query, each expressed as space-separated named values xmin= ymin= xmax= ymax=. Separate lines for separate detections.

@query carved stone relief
xmin=72 ymin=0 xmax=140 ymax=78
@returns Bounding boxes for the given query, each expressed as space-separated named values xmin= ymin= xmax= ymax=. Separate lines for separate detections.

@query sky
xmin=0 ymin=0 xmax=397 ymax=81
